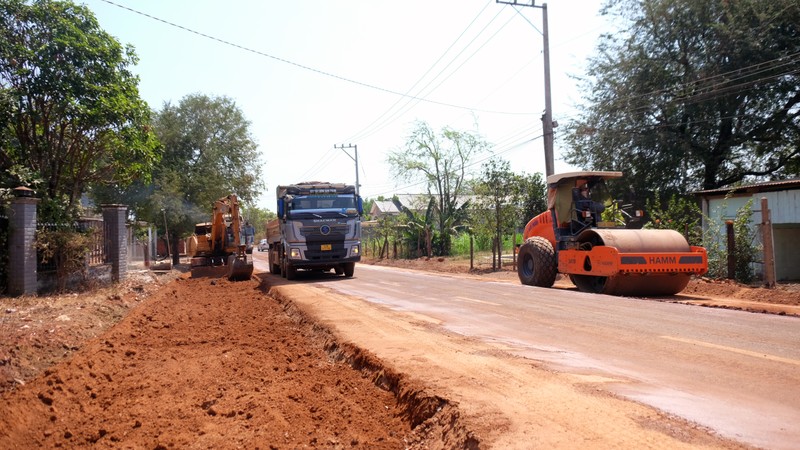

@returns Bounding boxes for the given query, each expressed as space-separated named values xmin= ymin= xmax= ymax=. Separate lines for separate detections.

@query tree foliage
xmin=471 ymin=159 xmax=547 ymax=268
xmin=387 ymin=121 xmax=489 ymax=255
xmin=91 ymin=94 xmax=263 ymax=263
xmin=565 ymin=0 xmax=800 ymax=201
xmin=240 ymin=205 xmax=275 ymax=240
xmin=513 ymin=171 xmax=547 ymax=227
xmin=399 ymin=196 xmax=435 ymax=259
xmin=35 ymin=226 xmax=94 ymax=292
xmin=146 ymin=94 xmax=263 ymax=261
xmin=0 ymin=0 xmax=159 ymax=220
xmin=472 ymin=159 xmax=517 ymax=268
xmin=153 ymin=94 xmax=262 ymax=210
xmin=643 ymin=192 xmax=703 ymax=246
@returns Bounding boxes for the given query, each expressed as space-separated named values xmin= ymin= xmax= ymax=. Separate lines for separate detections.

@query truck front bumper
xmin=288 ymin=255 xmax=361 ymax=269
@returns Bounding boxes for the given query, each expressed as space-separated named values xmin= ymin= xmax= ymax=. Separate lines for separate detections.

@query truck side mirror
xmin=357 ymin=196 xmax=363 ymax=215
xmin=277 ymin=199 xmax=284 ymax=218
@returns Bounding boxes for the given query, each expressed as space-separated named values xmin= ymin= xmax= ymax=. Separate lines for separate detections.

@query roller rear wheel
xmin=517 ymin=237 xmax=557 ymax=288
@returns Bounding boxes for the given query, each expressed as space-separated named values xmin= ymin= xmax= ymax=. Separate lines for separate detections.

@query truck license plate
xmin=321 ymin=244 xmax=332 ymax=251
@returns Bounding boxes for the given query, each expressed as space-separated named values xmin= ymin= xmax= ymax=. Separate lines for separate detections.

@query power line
xmin=98 ymin=0 xmax=535 ymax=116
xmin=595 ymin=51 xmax=800 ymax=112
xmin=345 ymin=5 xmax=520 ymax=144
xmin=343 ymin=0 xmax=496 ymax=143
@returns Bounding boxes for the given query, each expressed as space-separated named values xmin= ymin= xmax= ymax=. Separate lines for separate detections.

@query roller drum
xmin=572 ymin=228 xmax=693 ymax=296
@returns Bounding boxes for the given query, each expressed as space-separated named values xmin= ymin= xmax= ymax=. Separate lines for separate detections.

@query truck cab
xmin=267 ymin=182 xmax=362 ymax=279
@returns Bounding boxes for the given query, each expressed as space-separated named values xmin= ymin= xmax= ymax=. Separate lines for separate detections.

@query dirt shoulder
xmin=0 ymin=258 xmax=793 ymax=449
xmin=0 ymin=273 xmax=425 ymax=449
xmin=269 ymin=280 xmax=750 ymax=449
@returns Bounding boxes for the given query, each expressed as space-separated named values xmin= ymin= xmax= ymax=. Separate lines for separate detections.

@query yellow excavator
xmin=187 ymin=194 xmax=254 ymax=281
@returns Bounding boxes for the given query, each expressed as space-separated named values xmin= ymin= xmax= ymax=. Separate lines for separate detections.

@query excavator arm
xmin=190 ymin=194 xmax=253 ymax=281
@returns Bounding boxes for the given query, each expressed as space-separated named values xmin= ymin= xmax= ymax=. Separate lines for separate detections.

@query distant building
xmin=695 ymin=179 xmax=800 ymax=281
xmin=369 ymin=200 xmax=401 ymax=219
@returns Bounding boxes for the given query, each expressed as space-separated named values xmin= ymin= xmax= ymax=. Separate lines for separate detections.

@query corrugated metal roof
xmin=694 ymin=178 xmax=800 ymax=196
xmin=369 ymin=201 xmax=400 ymax=215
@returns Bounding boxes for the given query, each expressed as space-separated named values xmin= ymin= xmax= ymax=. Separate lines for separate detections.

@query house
xmin=695 ymin=178 xmax=800 ymax=281
xmin=369 ymin=200 xmax=401 ymax=219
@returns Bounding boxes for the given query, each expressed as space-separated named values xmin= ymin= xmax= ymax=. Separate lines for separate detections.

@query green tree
xmin=146 ymin=94 xmax=264 ymax=263
xmin=513 ymin=172 xmax=547 ymax=228
xmin=241 ymin=205 xmax=275 ymax=240
xmin=471 ymin=160 xmax=547 ymax=269
xmin=387 ymin=121 xmax=489 ymax=255
xmin=702 ymin=197 xmax=758 ymax=283
xmin=0 ymin=0 xmax=159 ymax=220
xmin=565 ymin=0 xmax=800 ymax=201
xmin=399 ymin=196 xmax=436 ymax=259
xmin=643 ymin=192 xmax=703 ymax=246
xmin=472 ymin=159 xmax=517 ymax=269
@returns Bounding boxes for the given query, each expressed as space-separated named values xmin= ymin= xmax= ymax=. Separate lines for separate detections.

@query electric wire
xmin=594 ymin=51 xmax=800 ymax=112
xmin=342 ymin=0 xmax=495 ymax=144
xmin=98 ymin=0 xmax=535 ymax=116
xmin=344 ymin=6 xmax=520 ymax=144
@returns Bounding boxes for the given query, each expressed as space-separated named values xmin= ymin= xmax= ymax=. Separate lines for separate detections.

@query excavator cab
xmin=188 ymin=194 xmax=254 ymax=281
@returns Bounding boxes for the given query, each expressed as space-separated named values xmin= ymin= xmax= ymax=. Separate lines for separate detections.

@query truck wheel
xmin=334 ymin=266 xmax=344 ymax=275
xmin=269 ymin=258 xmax=279 ymax=275
xmin=285 ymin=262 xmax=297 ymax=280
xmin=517 ymin=237 xmax=557 ymax=288
xmin=342 ymin=262 xmax=355 ymax=277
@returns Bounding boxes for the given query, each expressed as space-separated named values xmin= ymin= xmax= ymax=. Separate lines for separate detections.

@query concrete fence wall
xmin=5 ymin=190 xmax=130 ymax=296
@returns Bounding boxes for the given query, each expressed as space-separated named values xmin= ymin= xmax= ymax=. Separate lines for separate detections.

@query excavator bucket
xmin=190 ymin=255 xmax=253 ymax=281
xmin=227 ymin=254 xmax=254 ymax=281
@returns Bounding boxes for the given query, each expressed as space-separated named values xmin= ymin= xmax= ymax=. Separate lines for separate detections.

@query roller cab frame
xmin=518 ymin=171 xmax=707 ymax=296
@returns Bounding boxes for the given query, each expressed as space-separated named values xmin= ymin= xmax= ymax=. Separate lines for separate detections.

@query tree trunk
xmin=497 ymin=233 xmax=503 ymax=270
xmin=171 ymin=231 xmax=180 ymax=266
xmin=425 ymin=226 xmax=432 ymax=258
xmin=492 ymin=237 xmax=498 ymax=271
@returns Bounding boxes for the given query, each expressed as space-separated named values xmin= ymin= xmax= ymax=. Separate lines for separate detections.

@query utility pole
xmin=334 ymin=143 xmax=360 ymax=195
xmin=496 ymin=0 xmax=555 ymax=176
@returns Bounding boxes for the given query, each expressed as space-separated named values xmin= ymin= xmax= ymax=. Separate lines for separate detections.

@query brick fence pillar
xmin=102 ymin=204 xmax=128 ymax=282
xmin=8 ymin=187 xmax=39 ymax=296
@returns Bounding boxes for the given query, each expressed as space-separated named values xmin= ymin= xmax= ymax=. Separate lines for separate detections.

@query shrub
xmin=644 ymin=193 xmax=703 ymax=246
xmin=700 ymin=198 xmax=758 ymax=283
xmin=35 ymin=227 xmax=95 ymax=292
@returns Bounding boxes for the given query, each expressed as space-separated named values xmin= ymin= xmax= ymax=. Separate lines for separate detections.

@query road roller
xmin=517 ymin=171 xmax=707 ymax=296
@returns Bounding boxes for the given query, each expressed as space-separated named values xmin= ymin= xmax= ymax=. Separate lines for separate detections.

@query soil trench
xmin=1 ymin=260 xmax=781 ymax=449
xmin=0 ymin=274 xmax=468 ymax=449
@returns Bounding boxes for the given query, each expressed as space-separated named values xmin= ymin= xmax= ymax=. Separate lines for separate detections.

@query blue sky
xmin=84 ymin=0 xmax=614 ymax=210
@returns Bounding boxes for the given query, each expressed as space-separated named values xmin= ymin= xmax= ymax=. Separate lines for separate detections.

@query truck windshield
xmin=289 ymin=195 xmax=357 ymax=217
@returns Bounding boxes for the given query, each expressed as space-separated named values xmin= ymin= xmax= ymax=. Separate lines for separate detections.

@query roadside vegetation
xmin=2 ymin=0 xmax=798 ymax=291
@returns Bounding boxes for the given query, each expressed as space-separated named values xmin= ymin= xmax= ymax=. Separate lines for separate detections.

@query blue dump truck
xmin=266 ymin=182 xmax=362 ymax=280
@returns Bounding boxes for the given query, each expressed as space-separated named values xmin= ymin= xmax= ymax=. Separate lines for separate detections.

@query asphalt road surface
xmin=253 ymin=254 xmax=800 ymax=449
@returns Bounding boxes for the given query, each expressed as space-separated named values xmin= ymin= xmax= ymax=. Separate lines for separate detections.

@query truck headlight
xmin=352 ymin=245 xmax=360 ymax=255
xmin=290 ymin=248 xmax=301 ymax=259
